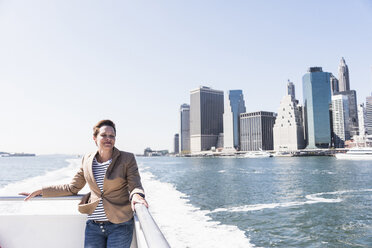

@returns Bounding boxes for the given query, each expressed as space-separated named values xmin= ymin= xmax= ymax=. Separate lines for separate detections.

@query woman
xmin=20 ymin=119 xmax=148 ymax=248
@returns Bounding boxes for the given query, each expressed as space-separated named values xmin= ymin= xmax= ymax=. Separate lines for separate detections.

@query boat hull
xmin=0 ymin=214 xmax=138 ymax=248
xmin=335 ymin=154 xmax=372 ymax=160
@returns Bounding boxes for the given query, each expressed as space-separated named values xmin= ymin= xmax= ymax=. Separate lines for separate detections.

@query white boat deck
xmin=0 ymin=196 xmax=170 ymax=248
xmin=0 ymin=214 xmax=87 ymax=248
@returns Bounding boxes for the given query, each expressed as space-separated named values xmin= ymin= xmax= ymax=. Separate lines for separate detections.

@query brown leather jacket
xmin=42 ymin=147 xmax=145 ymax=223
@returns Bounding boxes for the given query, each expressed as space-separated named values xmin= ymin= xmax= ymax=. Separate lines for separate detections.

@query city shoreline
xmin=173 ymin=148 xmax=349 ymax=158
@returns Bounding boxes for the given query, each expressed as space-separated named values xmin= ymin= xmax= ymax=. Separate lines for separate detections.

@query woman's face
xmin=94 ymin=125 xmax=116 ymax=151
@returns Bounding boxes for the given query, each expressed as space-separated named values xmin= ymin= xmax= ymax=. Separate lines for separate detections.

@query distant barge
xmin=0 ymin=152 xmax=35 ymax=157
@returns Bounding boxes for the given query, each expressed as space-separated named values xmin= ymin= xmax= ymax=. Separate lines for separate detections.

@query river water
xmin=0 ymin=155 xmax=371 ymax=247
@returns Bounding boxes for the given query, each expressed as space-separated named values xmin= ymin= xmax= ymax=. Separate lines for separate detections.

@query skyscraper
xmin=173 ymin=133 xmax=179 ymax=154
xmin=332 ymin=94 xmax=350 ymax=148
xmin=190 ymin=86 xmax=224 ymax=152
xmin=366 ymin=94 xmax=372 ymax=135
xmin=223 ymin=90 xmax=246 ymax=150
xmin=338 ymin=57 xmax=350 ymax=92
xmin=287 ymin=80 xmax=295 ymax=100
xmin=330 ymin=74 xmax=339 ymax=95
xmin=333 ymin=90 xmax=359 ymax=137
xmin=302 ymin=67 xmax=332 ymax=148
xmin=180 ymin=104 xmax=190 ymax=153
xmin=334 ymin=57 xmax=359 ymax=137
xmin=273 ymin=95 xmax=305 ymax=151
xmin=358 ymin=103 xmax=366 ymax=136
xmin=240 ymin=111 xmax=276 ymax=151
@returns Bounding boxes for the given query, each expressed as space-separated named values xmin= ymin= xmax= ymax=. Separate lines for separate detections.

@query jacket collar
xmin=86 ymin=147 xmax=121 ymax=191
xmin=106 ymin=147 xmax=120 ymax=175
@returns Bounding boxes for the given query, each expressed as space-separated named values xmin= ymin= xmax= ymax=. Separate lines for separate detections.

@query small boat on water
xmin=335 ymin=147 xmax=372 ymax=160
xmin=243 ymin=150 xmax=272 ymax=158
xmin=273 ymin=151 xmax=294 ymax=157
xmin=0 ymin=153 xmax=35 ymax=157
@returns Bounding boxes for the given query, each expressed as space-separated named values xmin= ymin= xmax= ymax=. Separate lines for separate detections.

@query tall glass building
xmin=173 ymin=133 xmax=179 ymax=154
xmin=190 ymin=86 xmax=224 ymax=152
xmin=366 ymin=94 xmax=372 ymax=135
xmin=179 ymin=104 xmax=190 ymax=153
xmin=223 ymin=90 xmax=246 ymax=150
xmin=287 ymin=80 xmax=295 ymax=100
xmin=302 ymin=67 xmax=332 ymax=148
xmin=338 ymin=57 xmax=350 ymax=92
xmin=330 ymin=74 xmax=339 ymax=95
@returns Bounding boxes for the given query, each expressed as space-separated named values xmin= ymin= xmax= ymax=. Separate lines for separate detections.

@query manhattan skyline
xmin=0 ymin=1 xmax=372 ymax=154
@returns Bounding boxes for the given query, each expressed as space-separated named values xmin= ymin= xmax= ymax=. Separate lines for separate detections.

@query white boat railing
xmin=134 ymin=203 xmax=170 ymax=248
xmin=0 ymin=195 xmax=170 ymax=248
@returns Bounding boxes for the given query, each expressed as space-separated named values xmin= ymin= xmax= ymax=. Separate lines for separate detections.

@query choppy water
xmin=140 ymin=156 xmax=372 ymax=248
xmin=0 ymin=155 xmax=371 ymax=247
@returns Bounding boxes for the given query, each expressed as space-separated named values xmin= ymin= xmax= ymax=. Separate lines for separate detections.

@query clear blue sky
xmin=0 ymin=0 xmax=371 ymax=154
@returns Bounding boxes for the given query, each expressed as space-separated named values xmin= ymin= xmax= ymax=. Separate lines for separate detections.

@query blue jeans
xmin=84 ymin=219 xmax=134 ymax=248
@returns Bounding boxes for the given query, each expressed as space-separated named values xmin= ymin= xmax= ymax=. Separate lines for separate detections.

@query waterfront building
xmin=179 ymin=104 xmax=190 ymax=153
xmin=338 ymin=57 xmax=350 ymax=92
xmin=190 ymin=86 xmax=224 ymax=152
xmin=240 ymin=111 xmax=276 ymax=151
xmin=216 ymin=133 xmax=224 ymax=149
xmin=273 ymin=95 xmax=305 ymax=151
xmin=297 ymin=104 xmax=306 ymax=143
xmin=358 ymin=103 xmax=366 ymax=136
xmin=223 ymin=90 xmax=246 ymax=151
xmin=143 ymin=148 xmax=169 ymax=157
xmin=333 ymin=57 xmax=359 ymax=137
xmin=330 ymin=74 xmax=339 ymax=95
xmin=287 ymin=80 xmax=295 ymax=100
xmin=173 ymin=133 xmax=179 ymax=154
xmin=333 ymin=90 xmax=359 ymax=137
xmin=366 ymin=94 xmax=372 ymax=135
xmin=332 ymin=94 xmax=350 ymax=148
xmin=302 ymin=67 xmax=332 ymax=149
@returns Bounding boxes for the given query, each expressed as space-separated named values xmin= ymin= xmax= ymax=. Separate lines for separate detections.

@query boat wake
xmin=0 ymin=159 xmax=255 ymax=248
xmin=139 ymin=167 xmax=254 ymax=248
xmin=0 ymin=159 xmax=88 ymax=215
xmin=211 ymin=189 xmax=372 ymax=213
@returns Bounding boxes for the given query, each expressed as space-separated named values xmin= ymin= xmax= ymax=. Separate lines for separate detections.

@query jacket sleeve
xmin=42 ymin=158 xmax=87 ymax=197
xmin=127 ymin=154 xmax=145 ymax=200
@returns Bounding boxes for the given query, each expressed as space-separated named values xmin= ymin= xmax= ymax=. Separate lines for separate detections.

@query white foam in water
xmin=0 ymin=159 xmax=83 ymax=195
xmin=211 ymin=189 xmax=372 ymax=213
xmin=0 ymin=159 xmax=89 ymax=215
xmin=139 ymin=169 xmax=254 ymax=248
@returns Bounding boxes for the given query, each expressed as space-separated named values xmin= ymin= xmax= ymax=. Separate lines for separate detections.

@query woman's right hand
xmin=19 ymin=189 xmax=42 ymax=201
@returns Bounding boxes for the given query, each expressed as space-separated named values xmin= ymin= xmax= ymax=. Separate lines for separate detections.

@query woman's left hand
xmin=131 ymin=193 xmax=148 ymax=211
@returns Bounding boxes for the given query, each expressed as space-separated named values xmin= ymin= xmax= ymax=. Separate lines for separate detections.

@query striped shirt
xmin=87 ymin=157 xmax=112 ymax=221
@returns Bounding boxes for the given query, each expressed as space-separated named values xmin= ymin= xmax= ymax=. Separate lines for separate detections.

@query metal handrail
xmin=134 ymin=204 xmax=170 ymax=248
xmin=0 ymin=195 xmax=84 ymax=201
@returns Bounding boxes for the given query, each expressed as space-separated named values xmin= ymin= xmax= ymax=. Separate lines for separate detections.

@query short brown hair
xmin=93 ymin=120 xmax=116 ymax=137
